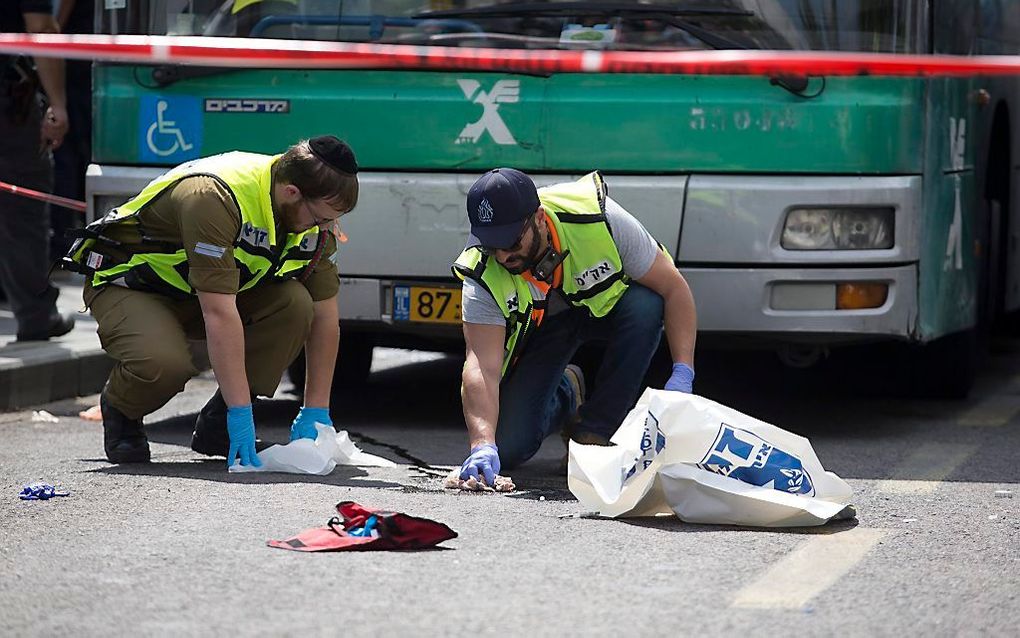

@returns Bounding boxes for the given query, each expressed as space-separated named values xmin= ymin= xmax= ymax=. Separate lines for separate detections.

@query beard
xmin=278 ymin=199 xmax=308 ymax=233
xmin=501 ymin=232 xmax=544 ymax=275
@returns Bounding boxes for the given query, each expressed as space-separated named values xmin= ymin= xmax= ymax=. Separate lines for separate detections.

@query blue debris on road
xmin=19 ymin=483 xmax=70 ymax=501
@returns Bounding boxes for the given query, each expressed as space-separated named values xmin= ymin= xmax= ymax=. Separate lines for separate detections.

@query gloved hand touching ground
xmin=226 ymin=404 xmax=262 ymax=468
xmin=664 ymin=363 xmax=695 ymax=393
xmin=290 ymin=406 xmax=331 ymax=441
xmin=459 ymin=443 xmax=501 ymax=486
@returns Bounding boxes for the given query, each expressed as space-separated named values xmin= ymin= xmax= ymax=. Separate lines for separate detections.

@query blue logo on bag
xmin=624 ymin=414 xmax=666 ymax=482
xmin=698 ymin=424 xmax=814 ymax=496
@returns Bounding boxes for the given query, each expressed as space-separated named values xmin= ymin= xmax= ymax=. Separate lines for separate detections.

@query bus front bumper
xmin=680 ymin=264 xmax=918 ymax=343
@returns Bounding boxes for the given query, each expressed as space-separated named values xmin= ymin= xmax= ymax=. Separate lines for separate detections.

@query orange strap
xmin=521 ymin=220 xmax=564 ymax=325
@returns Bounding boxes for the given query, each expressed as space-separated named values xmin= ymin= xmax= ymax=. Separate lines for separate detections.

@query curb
xmin=0 ymin=346 xmax=112 ymax=410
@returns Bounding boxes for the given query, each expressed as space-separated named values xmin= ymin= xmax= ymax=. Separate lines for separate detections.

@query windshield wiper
xmin=415 ymin=2 xmax=753 ymax=50
xmin=150 ymin=65 xmax=239 ymax=87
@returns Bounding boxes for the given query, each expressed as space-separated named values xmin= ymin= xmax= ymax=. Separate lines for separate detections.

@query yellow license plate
xmin=393 ymin=285 xmax=462 ymax=324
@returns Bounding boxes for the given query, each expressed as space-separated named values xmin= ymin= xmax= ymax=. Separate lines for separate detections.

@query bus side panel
xmin=95 ymin=68 xmax=925 ymax=176
xmin=545 ymin=76 xmax=924 ymax=175
xmin=92 ymin=66 xmax=142 ymax=164
xmin=93 ymin=67 xmax=550 ymax=170
xmin=917 ymin=77 xmax=981 ymax=340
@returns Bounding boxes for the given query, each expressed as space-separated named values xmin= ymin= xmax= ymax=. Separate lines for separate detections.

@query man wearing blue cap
xmin=453 ymin=168 xmax=697 ymax=484
xmin=63 ymin=136 xmax=359 ymax=468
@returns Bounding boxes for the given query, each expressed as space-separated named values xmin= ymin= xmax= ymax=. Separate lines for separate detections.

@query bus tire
xmin=335 ymin=337 xmax=375 ymax=388
xmin=286 ymin=338 xmax=375 ymax=398
xmin=986 ymin=101 xmax=1013 ymax=333
xmin=906 ymin=329 xmax=977 ymax=399
xmin=287 ymin=351 xmax=306 ymax=397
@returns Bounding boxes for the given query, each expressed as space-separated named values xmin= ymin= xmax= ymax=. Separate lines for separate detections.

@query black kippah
xmin=308 ymin=136 xmax=358 ymax=174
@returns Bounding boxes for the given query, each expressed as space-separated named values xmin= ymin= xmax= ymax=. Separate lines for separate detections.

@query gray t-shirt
xmin=462 ymin=197 xmax=660 ymax=326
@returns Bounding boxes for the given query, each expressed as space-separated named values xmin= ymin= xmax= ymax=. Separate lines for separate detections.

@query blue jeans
xmin=496 ymin=283 xmax=665 ymax=468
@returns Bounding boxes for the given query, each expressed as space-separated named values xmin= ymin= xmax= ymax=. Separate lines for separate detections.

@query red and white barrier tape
xmin=1 ymin=33 xmax=1020 ymax=76
xmin=0 ymin=180 xmax=87 ymax=212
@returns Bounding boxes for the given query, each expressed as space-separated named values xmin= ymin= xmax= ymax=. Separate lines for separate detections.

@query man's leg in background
xmin=51 ymin=57 xmax=91 ymax=257
xmin=0 ymin=100 xmax=70 ymax=339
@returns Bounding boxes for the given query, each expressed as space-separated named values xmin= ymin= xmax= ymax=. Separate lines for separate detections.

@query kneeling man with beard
xmin=453 ymin=168 xmax=698 ymax=484
xmin=63 ymin=136 xmax=358 ymax=468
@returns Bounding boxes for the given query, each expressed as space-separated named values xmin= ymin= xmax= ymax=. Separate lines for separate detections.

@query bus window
xmin=101 ymin=0 xmax=927 ymax=54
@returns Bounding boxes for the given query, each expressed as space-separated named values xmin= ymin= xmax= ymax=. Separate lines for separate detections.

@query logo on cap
xmin=477 ymin=198 xmax=495 ymax=223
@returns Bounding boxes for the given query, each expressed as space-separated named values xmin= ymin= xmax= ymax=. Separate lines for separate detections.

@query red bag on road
xmin=268 ymin=501 xmax=458 ymax=552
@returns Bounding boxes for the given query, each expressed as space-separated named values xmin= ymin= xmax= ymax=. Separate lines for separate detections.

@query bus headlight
xmin=781 ymin=207 xmax=894 ymax=250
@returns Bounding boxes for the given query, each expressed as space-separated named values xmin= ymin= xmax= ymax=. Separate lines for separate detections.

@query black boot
xmin=101 ymin=390 xmax=150 ymax=463
xmin=17 ymin=310 xmax=76 ymax=341
xmin=190 ymin=390 xmax=270 ymax=457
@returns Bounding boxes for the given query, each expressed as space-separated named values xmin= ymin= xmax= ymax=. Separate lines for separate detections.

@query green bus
xmin=86 ymin=0 xmax=1019 ymax=396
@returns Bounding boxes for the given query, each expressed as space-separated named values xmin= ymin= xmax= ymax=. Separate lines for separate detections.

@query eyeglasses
xmin=479 ymin=215 xmax=535 ymax=256
xmin=301 ymin=199 xmax=350 ymax=231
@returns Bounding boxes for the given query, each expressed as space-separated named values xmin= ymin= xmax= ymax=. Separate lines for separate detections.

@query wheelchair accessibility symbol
xmin=147 ymin=100 xmax=192 ymax=156
xmin=138 ymin=96 xmax=202 ymax=163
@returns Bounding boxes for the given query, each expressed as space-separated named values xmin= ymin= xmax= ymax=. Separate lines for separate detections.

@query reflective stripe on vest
xmin=66 ymin=152 xmax=323 ymax=296
xmin=539 ymin=172 xmax=629 ymax=316
xmin=452 ymin=249 xmax=542 ymax=377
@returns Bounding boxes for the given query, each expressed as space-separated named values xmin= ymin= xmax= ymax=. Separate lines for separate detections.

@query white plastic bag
xmin=568 ymin=390 xmax=852 ymax=527
xmin=229 ymin=423 xmax=396 ymax=475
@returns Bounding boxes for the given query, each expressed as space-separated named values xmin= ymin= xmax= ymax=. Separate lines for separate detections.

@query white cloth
xmin=568 ymin=390 xmax=853 ymax=527
xmin=229 ymin=423 xmax=396 ymax=475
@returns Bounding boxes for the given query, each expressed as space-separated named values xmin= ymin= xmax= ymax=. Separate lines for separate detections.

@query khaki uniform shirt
xmin=103 ymin=175 xmax=340 ymax=301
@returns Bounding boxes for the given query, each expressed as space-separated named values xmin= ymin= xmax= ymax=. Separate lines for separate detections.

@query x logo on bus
xmin=456 ymin=79 xmax=520 ymax=145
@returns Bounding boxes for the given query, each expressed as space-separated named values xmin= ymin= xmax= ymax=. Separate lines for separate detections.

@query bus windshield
xmin=104 ymin=0 xmax=927 ymax=53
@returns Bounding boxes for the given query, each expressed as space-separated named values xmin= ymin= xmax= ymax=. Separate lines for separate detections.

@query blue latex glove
xmin=290 ymin=406 xmax=331 ymax=441
xmin=226 ymin=404 xmax=262 ymax=468
xmin=664 ymin=363 xmax=695 ymax=393
xmin=459 ymin=443 xmax=501 ymax=486
xmin=19 ymin=483 xmax=70 ymax=500
xmin=348 ymin=515 xmax=378 ymax=538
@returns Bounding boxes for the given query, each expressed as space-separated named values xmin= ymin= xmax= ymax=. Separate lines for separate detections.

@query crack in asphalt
xmin=346 ymin=429 xmax=442 ymax=471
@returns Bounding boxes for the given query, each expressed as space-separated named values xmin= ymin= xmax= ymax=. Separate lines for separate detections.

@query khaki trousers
xmin=86 ymin=280 xmax=313 ymax=419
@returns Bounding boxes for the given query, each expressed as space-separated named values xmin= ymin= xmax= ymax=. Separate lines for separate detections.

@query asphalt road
xmin=2 ymin=345 xmax=1018 ymax=636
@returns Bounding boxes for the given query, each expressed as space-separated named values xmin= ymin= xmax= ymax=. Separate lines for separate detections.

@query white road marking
xmin=875 ymin=442 xmax=978 ymax=495
xmin=731 ymin=528 xmax=889 ymax=609
xmin=957 ymin=394 xmax=1020 ymax=426
xmin=957 ymin=375 xmax=1020 ymax=426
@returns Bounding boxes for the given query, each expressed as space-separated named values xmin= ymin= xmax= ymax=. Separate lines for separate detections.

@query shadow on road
xmin=615 ymin=515 xmax=860 ymax=535
xmin=86 ymin=459 xmax=401 ymax=489
xmin=138 ymin=354 xmax=465 ymax=442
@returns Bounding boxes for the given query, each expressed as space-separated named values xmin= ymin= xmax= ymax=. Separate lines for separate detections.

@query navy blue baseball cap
xmin=466 ymin=168 xmax=540 ymax=249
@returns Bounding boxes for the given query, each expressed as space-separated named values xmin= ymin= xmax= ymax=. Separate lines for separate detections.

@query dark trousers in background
xmin=0 ymin=94 xmax=60 ymax=335
xmin=51 ymin=58 xmax=91 ymax=256
xmin=86 ymin=280 xmax=315 ymax=419
xmin=496 ymin=283 xmax=666 ymax=468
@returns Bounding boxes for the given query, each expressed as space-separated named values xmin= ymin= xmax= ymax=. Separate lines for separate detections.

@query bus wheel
xmin=905 ymin=329 xmax=978 ymax=399
xmin=286 ymin=339 xmax=375 ymax=398
xmin=335 ymin=337 xmax=375 ymax=387
xmin=287 ymin=351 xmax=306 ymax=397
